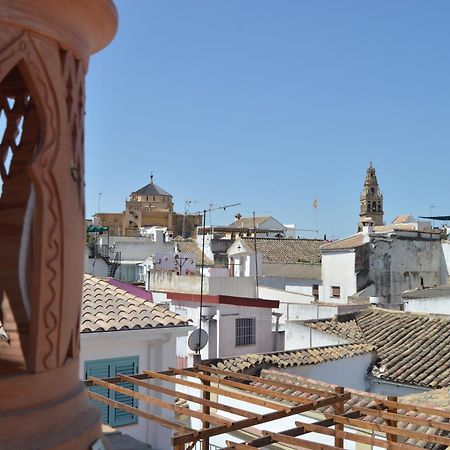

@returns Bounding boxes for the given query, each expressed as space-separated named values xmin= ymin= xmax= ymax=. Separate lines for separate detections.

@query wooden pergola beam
xmin=144 ymin=369 xmax=287 ymax=412
xmin=225 ymin=441 xmax=262 ymax=449
xmin=87 ymin=391 xmax=192 ymax=434
xmin=244 ymin=413 xmax=361 ymax=448
xmin=83 ymin=369 xmax=175 ymax=387
xmin=198 ymin=364 xmax=335 ymax=398
xmin=294 ymin=420 xmax=419 ymax=450
xmin=172 ymin=392 xmax=350 ymax=446
xmin=351 ymin=404 xmax=450 ymax=432
xmin=119 ymin=373 xmax=256 ymax=419
xmin=89 ymin=376 xmax=230 ymax=427
xmin=262 ymin=430 xmax=342 ymax=450
xmin=325 ymin=413 xmax=450 ymax=446
xmin=377 ymin=397 xmax=450 ymax=420
xmin=171 ymin=367 xmax=316 ymax=406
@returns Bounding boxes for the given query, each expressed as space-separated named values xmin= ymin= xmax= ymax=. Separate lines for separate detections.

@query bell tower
xmin=359 ymin=163 xmax=384 ymax=230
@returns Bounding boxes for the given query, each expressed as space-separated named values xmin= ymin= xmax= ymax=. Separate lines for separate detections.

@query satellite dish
xmin=188 ymin=328 xmax=208 ymax=352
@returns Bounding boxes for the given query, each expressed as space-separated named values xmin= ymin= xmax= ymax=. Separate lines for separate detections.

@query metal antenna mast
xmin=194 ymin=201 xmax=240 ymax=356
xmin=253 ymin=211 xmax=260 ymax=298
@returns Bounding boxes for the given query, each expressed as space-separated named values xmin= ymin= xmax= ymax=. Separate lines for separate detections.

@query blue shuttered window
xmin=85 ymin=356 xmax=139 ymax=427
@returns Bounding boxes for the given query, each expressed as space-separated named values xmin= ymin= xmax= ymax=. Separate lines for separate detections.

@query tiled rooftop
xmin=255 ymin=370 xmax=450 ymax=448
xmin=306 ymin=318 xmax=364 ymax=342
xmin=173 ymin=237 xmax=214 ymax=266
xmin=131 ymin=180 xmax=171 ymax=197
xmin=305 ymin=308 xmax=450 ymax=390
xmin=320 ymin=233 xmax=366 ymax=251
xmin=358 ymin=309 xmax=450 ymax=389
xmin=229 ymin=216 xmax=273 ymax=229
xmin=81 ymin=275 xmax=191 ymax=333
xmin=240 ymin=237 xmax=324 ymax=264
xmin=392 ymin=214 xmax=414 ymax=224
xmin=211 ymin=343 xmax=375 ymax=373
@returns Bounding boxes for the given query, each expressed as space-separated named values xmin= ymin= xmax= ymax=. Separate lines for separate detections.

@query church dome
xmin=131 ymin=176 xmax=172 ymax=197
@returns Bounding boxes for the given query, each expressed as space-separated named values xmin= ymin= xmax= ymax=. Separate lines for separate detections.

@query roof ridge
xmin=361 ymin=306 xmax=450 ymax=321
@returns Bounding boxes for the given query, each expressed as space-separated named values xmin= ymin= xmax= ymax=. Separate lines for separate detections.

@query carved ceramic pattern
xmin=27 ymin=34 xmax=63 ymax=370
xmin=0 ymin=30 xmax=61 ymax=370
xmin=59 ymin=48 xmax=85 ymax=214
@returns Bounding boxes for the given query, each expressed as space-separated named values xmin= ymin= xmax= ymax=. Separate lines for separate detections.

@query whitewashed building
xmin=402 ymin=285 xmax=450 ymax=314
xmin=150 ymin=290 xmax=280 ymax=364
xmin=80 ymin=275 xmax=193 ymax=447
xmin=320 ymin=226 xmax=445 ymax=305
xmin=85 ymin=232 xmax=173 ymax=282
xmin=291 ymin=307 xmax=450 ymax=396
xmin=228 ymin=236 xmax=325 ymax=298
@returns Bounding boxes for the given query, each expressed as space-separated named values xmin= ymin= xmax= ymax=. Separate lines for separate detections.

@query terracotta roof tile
xmin=240 ymin=237 xmax=325 ymax=264
xmin=356 ymin=309 xmax=450 ymax=389
xmin=211 ymin=343 xmax=375 ymax=373
xmin=306 ymin=318 xmax=364 ymax=342
xmin=81 ymin=274 xmax=191 ymax=333
xmin=173 ymin=238 xmax=214 ymax=266
xmin=229 ymin=216 xmax=274 ymax=229
xmin=320 ymin=234 xmax=367 ymax=251
xmin=307 ymin=308 xmax=450 ymax=390
xmin=251 ymin=370 xmax=450 ymax=448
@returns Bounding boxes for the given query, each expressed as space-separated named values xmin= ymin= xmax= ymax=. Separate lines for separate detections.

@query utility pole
xmin=253 ymin=211 xmax=259 ymax=298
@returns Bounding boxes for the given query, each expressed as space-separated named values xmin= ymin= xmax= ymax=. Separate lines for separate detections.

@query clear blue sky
xmin=85 ymin=1 xmax=450 ymax=239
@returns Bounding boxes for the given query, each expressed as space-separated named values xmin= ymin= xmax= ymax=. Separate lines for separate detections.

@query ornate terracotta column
xmin=0 ymin=1 xmax=117 ymax=448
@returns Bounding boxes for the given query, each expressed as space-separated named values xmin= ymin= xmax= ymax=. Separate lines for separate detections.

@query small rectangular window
xmin=331 ymin=286 xmax=341 ymax=299
xmin=236 ymin=317 xmax=256 ymax=346
xmin=312 ymin=284 xmax=319 ymax=301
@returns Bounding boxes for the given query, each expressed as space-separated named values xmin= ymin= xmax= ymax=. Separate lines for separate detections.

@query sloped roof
xmin=320 ymin=233 xmax=366 ymax=251
xmin=211 ymin=343 xmax=374 ymax=373
xmin=392 ymin=214 xmax=415 ymax=224
xmin=174 ymin=238 xmax=214 ymax=266
xmin=132 ymin=180 xmax=171 ymax=197
xmin=239 ymin=237 xmax=324 ymax=264
xmin=306 ymin=318 xmax=364 ymax=342
xmin=402 ymin=285 xmax=450 ymax=300
xmin=374 ymin=223 xmax=417 ymax=232
xmin=357 ymin=309 xmax=450 ymax=389
xmin=81 ymin=275 xmax=190 ymax=333
xmin=229 ymin=216 xmax=277 ymax=229
xmin=306 ymin=308 xmax=450 ymax=389
xmin=256 ymin=370 xmax=450 ymax=448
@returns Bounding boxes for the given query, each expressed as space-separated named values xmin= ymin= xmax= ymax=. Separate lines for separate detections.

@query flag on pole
xmin=313 ymin=197 xmax=318 ymax=209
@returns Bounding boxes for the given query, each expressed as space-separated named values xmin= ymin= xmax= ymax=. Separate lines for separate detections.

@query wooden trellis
xmin=85 ymin=364 xmax=450 ymax=449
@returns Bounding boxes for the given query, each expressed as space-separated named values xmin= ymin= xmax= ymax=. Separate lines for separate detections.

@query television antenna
xmin=193 ymin=202 xmax=240 ymax=356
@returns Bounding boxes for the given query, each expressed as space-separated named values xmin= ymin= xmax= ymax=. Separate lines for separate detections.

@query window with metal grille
xmin=235 ymin=317 xmax=256 ymax=346
xmin=85 ymin=356 xmax=139 ymax=427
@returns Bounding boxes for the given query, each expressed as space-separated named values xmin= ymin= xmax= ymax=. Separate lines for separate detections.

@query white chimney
xmin=362 ymin=217 xmax=374 ymax=242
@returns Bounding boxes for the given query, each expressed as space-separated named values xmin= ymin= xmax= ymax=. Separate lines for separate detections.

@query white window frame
xmin=235 ymin=317 xmax=256 ymax=346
